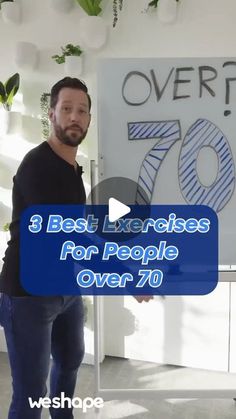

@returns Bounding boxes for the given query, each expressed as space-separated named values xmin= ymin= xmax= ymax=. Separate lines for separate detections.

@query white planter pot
xmin=1 ymin=2 xmax=21 ymax=24
xmin=64 ymin=56 xmax=83 ymax=76
xmin=15 ymin=41 xmax=38 ymax=71
xmin=0 ymin=110 xmax=22 ymax=135
xmin=50 ymin=0 xmax=74 ymax=13
xmin=79 ymin=16 xmax=107 ymax=50
xmin=157 ymin=0 xmax=178 ymax=23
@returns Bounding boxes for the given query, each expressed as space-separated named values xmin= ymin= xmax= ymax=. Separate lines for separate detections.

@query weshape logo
xmin=28 ymin=393 xmax=104 ymax=413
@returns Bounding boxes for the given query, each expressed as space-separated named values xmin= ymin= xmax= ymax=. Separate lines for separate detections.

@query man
xmin=0 ymin=76 xmax=152 ymax=419
xmin=0 ymin=77 xmax=91 ymax=419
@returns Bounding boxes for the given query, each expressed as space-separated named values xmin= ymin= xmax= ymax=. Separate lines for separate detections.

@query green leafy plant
xmin=40 ymin=93 xmax=50 ymax=140
xmin=75 ymin=0 xmax=102 ymax=16
xmin=113 ymin=0 xmax=123 ymax=27
xmin=3 ymin=222 xmax=10 ymax=232
xmin=52 ymin=44 xmax=83 ymax=64
xmin=0 ymin=73 xmax=20 ymax=111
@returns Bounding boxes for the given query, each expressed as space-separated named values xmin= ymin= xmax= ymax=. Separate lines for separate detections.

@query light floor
xmin=1 ymin=353 xmax=236 ymax=418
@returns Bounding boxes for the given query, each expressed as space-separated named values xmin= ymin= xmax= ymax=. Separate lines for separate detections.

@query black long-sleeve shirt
xmin=0 ymin=141 xmax=86 ymax=296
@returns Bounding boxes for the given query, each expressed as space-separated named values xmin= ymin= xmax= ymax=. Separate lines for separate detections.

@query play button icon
xmin=86 ymin=176 xmax=151 ymax=241
xmin=109 ymin=197 xmax=131 ymax=222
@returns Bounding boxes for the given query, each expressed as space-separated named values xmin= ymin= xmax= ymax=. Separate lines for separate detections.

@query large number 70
xmin=128 ymin=118 xmax=235 ymax=213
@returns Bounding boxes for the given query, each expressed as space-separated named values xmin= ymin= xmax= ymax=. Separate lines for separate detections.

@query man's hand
xmin=134 ymin=295 xmax=154 ymax=303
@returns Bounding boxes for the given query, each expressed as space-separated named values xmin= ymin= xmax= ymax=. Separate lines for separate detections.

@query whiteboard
xmin=97 ymin=57 xmax=236 ymax=265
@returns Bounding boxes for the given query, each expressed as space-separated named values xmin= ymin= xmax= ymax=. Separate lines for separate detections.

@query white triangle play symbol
xmin=108 ymin=197 xmax=131 ymax=222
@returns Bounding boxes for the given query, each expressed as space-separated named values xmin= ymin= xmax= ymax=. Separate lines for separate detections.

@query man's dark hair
xmin=50 ymin=77 xmax=91 ymax=110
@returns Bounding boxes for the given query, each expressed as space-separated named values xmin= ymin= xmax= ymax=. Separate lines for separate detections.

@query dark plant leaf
xmin=5 ymin=73 xmax=20 ymax=97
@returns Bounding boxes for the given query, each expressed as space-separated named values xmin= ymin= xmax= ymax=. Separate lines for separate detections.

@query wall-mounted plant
xmin=52 ymin=43 xmax=83 ymax=64
xmin=75 ymin=0 xmax=102 ymax=16
xmin=3 ymin=222 xmax=10 ymax=232
xmin=76 ymin=0 xmax=107 ymax=50
xmin=40 ymin=93 xmax=50 ymax=140
xmin=0 ymin=73 xmax=20 ymax=111
xmin=52 ymin=43 xmax=83 ymax=75
xmin=0 ymin=72 xmax=21 ymax=135
xmin=113 ymin=0 xmax=123 ymax=28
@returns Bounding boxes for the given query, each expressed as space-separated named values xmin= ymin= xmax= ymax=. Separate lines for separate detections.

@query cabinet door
xmin=104 ymin=281 xmax=230 ymax=372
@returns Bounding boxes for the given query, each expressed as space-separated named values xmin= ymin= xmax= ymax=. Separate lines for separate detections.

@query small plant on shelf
xmin=0 ymin=72 xmax=20 ymax=111
xmin=52 ymin=44 xmax=83 ymax=64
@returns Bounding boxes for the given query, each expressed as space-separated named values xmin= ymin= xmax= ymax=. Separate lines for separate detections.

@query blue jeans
xmin=0 ymin=294 xmax=85 ymax=419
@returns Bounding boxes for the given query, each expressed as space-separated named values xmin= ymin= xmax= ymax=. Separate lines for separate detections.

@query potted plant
xmin=148 ymin=0 xmax=180 ymax=23
xmin=0 ymin=0 xmax=21 ymax=24
xmin=0 ymin=73 xmax=19 ymax=111
xmin=52 ymin=43 xmax=83 ymax=75
xmin=75 ymin=0 xmax=107 ymax=49
xmin=0 ymin=73 xmax=21 ymax=135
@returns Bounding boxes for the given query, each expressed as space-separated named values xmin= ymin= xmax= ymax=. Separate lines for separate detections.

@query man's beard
xmin=53 ymin=122 xmax=87 ymax=147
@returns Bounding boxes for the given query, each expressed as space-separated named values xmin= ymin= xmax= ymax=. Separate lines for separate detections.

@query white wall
xmin=0 ymin=2 xmax=234 ymax=152
xmin=0 ymin=0 xmax=236 ymax=155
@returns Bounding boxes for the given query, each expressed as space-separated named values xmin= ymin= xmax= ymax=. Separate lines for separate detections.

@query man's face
xmin=49 ymin=87 xmax=91 ymax=147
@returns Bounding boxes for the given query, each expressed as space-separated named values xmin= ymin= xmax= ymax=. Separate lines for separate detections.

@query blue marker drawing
xmin=128 ymin=120 xmax=181 ymax=204
xmin=179 ymin=119 xmax=235 ymax=212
